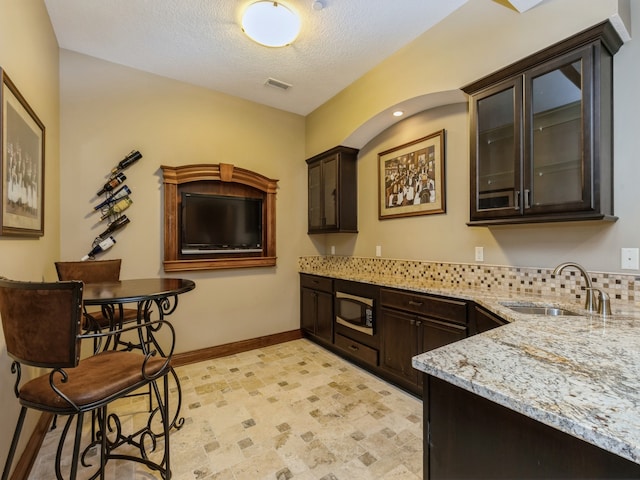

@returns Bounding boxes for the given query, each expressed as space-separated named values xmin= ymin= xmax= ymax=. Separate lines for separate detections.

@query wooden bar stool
xmin=0 ymin=278 xmax=174 ymax=480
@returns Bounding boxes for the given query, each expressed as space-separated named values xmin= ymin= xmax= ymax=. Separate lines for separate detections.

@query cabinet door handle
xmin=514 ymin=190 xmax=520 ymax=210
xmin=408 ymin=300 xmax=423 ymax=307
xmin=348 ymin=344 xmax=359 ymax=352
xmin=524 ymin=189 xmax=531 ymax=209
xmin=415 ymin=320 xmax=422 ymax=327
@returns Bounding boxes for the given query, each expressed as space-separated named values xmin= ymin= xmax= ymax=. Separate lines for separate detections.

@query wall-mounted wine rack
xmin=83 ymin=150 xmax=142 ymax=261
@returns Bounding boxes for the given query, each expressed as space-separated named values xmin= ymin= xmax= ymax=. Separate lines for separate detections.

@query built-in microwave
xmin=335 ymin=291 xmax=374 ymax=336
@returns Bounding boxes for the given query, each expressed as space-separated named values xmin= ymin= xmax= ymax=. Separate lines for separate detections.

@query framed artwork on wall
xmin=0 ymin=68 xmax=45 ymax=237
xmin=378 ymin=129 xmax=446 ymax=220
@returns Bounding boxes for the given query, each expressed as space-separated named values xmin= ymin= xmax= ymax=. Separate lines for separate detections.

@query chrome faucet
xmin=587 ymin=287 xmax=612 ymax=316
xmin=552 ymin=262 xmax=596 ymax=312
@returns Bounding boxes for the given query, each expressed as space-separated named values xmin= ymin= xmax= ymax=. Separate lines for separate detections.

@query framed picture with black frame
xmin=0 ymin=68 xmax=45 ymax=237
xmin=378 ymin=129 xmax=446 ymax=220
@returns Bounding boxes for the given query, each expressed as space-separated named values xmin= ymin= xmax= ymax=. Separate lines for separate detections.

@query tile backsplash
xmin=298 ymin=256 xmax=640 ymax=303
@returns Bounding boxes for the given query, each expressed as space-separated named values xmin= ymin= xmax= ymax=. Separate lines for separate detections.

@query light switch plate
xmin=376 ymin=245 xmax=382 ymax=257
xmin=475 ymin=246 xmax=484 ymax=262
xmin=621 ymin=248 xmax=639 ymax=270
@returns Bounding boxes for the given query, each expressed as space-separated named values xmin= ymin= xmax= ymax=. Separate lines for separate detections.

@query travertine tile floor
xmin=28 ymin=339 xmax=423 ymax=479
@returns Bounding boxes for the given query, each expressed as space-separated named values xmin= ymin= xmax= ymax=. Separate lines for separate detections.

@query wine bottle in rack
xmin=81 ymin=236 xmax=116 ymax=261
xmin=97 ymin=215 xmax=130 ymax=239
xmin=93 ymin=185 xmax=131 ymax=210
xmin=97 ymin=172 xmax=126 ymax=196
xmin=99 ymin=196 xmax=132 ymax=221
xmin=111 ymin=150 xmax=142 ymax=174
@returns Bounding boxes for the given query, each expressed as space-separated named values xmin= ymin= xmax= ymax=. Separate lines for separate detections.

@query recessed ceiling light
xmin=393 ymin=110 xmax=404 ymax=117
xmin=242 ymin=1 xmax=301 ymax=48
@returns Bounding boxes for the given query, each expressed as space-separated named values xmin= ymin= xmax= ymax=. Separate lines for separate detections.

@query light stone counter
xmin=299 ymin=265 xmax=640 ymax=465
xmin=413 ymin=291 xmax=640 ymax=465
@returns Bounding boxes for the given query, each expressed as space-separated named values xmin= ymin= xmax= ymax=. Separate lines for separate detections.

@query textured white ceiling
xmin=44 ymin=0 xmax=471 ymax=115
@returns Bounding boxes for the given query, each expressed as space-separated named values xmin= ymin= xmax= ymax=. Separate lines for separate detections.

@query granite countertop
xmin=300 ymin=270 xmax=640 ymax=464
xmin=415 ymin=297 xmax=640 ymax=464
xmin=415 ymin=289 xmax=640 ymax=465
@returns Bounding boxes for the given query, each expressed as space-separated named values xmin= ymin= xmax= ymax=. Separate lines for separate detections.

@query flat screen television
xmin=181 ymin=192 xmax=263 ymax=254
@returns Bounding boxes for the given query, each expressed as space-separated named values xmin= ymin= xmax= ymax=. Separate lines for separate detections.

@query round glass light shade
xmin=242 ymin=1 xmax=300 ymax=47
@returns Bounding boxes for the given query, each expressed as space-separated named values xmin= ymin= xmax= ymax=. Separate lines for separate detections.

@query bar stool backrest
xmin=0 ymin=278 xmax=83 ymax=369
xmin=55 ymin=259 xmax=121 ymax=283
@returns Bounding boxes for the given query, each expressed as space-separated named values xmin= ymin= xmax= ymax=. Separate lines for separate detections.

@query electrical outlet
xmin=330 ymin=245 xmax=335 ymax=255
xmin=621 ymin=247 xmax=639 ymax=270
xmin=475 ymin=246 xmax=484 ymax=262
xmin=376 ymin=245 xmax=382 ymax=257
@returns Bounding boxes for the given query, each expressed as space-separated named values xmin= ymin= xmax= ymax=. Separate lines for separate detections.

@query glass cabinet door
xmin=471 ymin=77 xmax=522 ymax=218
xmin=321 ymin=155 xmax=338 ymax=228
xmin=524 ymin=46 xmax=592 ymax=213
xmin=307 ymin=146 xmax=358 ymax=233
xmin=308 ymin=162 xmax=322 ymax=229
xmin=466 ymin=22 xmax=618 ymax=225
xmin=308 ymin=155 xmax=338 ymax=230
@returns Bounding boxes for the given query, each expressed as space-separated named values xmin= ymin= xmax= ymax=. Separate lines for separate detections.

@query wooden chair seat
xmin=19 ymin=350 xmax=167 ymax=413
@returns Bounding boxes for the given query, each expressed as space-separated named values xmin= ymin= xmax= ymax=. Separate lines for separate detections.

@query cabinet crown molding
xmin=161 ymin=163 xmax=278 ymax=193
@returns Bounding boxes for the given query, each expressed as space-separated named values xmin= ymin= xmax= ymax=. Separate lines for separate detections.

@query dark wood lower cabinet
xmin=381 ymin=308 xmax=467 ymax=393
xmin=380 ymin=308 xmax=421 ymax=387
xmin=380 ymin=288 xmax=467 ymax=395
xmin=300 ymin=274 xmax=333 ymax=345
xmin=425 ymin=375 xmax=640 ymax=479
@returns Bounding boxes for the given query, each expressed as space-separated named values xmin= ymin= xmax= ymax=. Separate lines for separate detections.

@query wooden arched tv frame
xmin=161 ymin=163 xmax=278 ymax=271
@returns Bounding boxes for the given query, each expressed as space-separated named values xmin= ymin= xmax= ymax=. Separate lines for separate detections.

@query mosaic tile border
xmin=298 ymin=256 xmax=640 ymax=303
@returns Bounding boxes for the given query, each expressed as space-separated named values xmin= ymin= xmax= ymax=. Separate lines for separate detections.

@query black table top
xmin=83 ymin=278 xmax=196 ymax=305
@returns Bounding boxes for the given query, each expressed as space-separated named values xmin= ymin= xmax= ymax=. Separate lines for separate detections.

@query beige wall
xmin=1 ymin=0 xmax=639 ymax=473
xmin=58 ymin=50 xmax=307 ymax=353
xmin=0 ymin=0 xmax=60 ymax=472
xmin=304 ymin=0 xmax=640 ymax=274
xmin=0 ymin=4 xmax=60 ymax=282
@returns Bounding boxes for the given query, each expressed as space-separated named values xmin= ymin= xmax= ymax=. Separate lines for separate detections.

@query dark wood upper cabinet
xmin=306 ymin=146 xmax=359 ymax=234
xmin=464 ymin=21 xmax=623 ymax=226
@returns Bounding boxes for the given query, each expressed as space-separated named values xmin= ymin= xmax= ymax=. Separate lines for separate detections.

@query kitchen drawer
xmin=335 ymin=333 xmax=378 ymax=366
xmin=300 ymin=274 xmax=333 ymax=294
xmin=380 ymin=288 xmax=467 ymax=325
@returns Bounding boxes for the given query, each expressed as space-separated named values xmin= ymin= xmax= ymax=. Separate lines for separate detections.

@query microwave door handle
xmin=336 ymin=292 xmax=374 ymax=307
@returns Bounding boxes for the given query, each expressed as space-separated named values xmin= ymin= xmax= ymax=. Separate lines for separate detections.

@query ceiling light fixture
xmin=393 ymin=110 xmax=404 ymax=117
xmin=265 ymin=77 xmax=292 ymax=90
xmin=242 ymin=1 xmax=301 ymax=48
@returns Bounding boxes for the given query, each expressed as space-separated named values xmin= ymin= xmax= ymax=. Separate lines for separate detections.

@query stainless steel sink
xmin=500 ymin=303 xmax=580 ymax=316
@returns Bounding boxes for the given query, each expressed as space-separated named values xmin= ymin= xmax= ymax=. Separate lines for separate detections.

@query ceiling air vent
xmin=265 ymin=77 xmax=292 ymax=91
